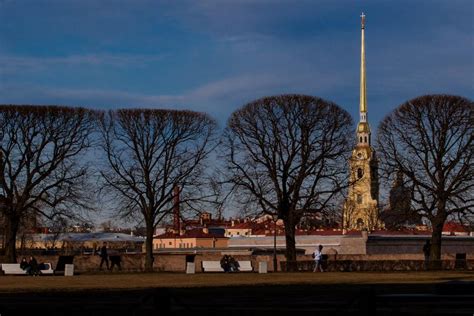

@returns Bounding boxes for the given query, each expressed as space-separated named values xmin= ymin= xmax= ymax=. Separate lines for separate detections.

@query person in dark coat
xmin=99 ymin=242 xmax=110 ymax=270
xmin=28 ymin=256 xmax=39 ymax=276
xmin=220 ymin=255 xmax=230 ymax=272
xmin=20 ymin=257 xmax=30 ymax=274
xmin=229 ymin=256 xmax=240 ymax=272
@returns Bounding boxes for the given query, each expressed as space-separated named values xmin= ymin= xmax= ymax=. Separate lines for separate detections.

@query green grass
xmin=1 ymin=271 xmax=473 ymax=293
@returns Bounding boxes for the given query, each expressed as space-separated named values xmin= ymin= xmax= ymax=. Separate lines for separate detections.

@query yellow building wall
xmin=153 ymin=237 xmax=228 ymax=249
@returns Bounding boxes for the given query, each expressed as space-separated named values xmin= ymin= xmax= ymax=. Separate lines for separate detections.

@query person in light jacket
xmin=313 ymin=245 xmax=324 ymax=272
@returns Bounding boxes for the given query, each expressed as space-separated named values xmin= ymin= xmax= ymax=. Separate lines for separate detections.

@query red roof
xmin=443 ymin=221 xmax=469 ymax=233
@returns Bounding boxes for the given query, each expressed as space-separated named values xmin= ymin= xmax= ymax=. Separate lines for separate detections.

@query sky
xmin=1 ymin=0 xmax=473 ymax=131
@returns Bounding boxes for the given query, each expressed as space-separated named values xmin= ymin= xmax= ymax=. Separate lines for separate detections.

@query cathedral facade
xmin=343 ymin=13 xmax=383 ymax=231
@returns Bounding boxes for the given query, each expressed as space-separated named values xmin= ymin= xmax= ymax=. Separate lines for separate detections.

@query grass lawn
xmin=0 ymin=271 xmax=472 ymax=293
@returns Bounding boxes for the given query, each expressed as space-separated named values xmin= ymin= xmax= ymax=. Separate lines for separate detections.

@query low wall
xmin=280 ymin=259 xmax=474 ymax=272
xmin=366 ymin=236 xmax=474 ymax=255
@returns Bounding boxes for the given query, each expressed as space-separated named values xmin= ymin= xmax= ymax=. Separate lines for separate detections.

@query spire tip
xmin=360 ymin=12 xmax=366 ymax=29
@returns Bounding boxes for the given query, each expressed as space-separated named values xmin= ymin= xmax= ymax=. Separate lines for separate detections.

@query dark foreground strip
xmin=0 ymin=281 xmax=473 ymax=316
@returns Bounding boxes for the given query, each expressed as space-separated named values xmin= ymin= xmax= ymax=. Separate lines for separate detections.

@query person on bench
xmin=20 ymin=257 xmax=31 ymax=274
xmin=28 ymin=256 xmax=40 ymax=276
xmin=229 ymin=256 xmax=240 ymax=272
xmin=220 ymin=255 xmax=230 ymax=272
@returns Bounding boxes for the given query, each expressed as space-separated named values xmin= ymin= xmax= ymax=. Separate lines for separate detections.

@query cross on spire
xmin=361 ymin=12 xmax=366 ymax=29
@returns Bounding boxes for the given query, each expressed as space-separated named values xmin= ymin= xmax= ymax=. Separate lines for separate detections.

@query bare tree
xmin=377 ymin=95 xmax=473 ymax=264
xmin=0 ymin=105 xmax=97 ymax=262
xmin=223 ymin=95 xmax=353 ymax=271
xmin=99 ymin=109 xmax=217 ymax=271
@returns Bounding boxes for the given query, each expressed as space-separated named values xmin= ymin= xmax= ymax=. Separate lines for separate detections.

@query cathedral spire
xmin=343 ymin=12 xmax=381 ymax=232
xmin=359 ymin=12 xmax=367 ymax=120
xmin=357 ymin=12 xmax=370 ymax=145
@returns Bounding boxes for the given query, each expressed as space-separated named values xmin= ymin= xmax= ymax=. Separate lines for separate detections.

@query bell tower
xmin=343 ymin=13 xmax=382 ymax=231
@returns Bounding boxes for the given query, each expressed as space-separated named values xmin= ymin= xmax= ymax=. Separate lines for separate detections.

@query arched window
xmin=357 ymin=218 xmax=364 ymax=228
xmin=357 ymin=194 xmax=363 ymax=204
xmin=359 ymin=136 xmax=362 ymax=143
xmin=364 ymin=136 xmax=368 ymax=143
xmin=357 ymin=168 xmax=363 ymax=179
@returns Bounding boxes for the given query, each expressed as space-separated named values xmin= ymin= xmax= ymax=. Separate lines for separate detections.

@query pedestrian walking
xmin=313 ymin=245 xmax=324 ymax=272
xmin=99 ymin=241 xmax=110 ymax=270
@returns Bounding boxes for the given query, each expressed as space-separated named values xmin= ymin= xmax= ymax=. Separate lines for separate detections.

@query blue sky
xmin=1 ymin=0 xmax=473 ymax=129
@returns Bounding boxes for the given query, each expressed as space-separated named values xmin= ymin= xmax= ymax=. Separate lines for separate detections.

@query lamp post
xmin=272 ymin=214 xmax=278 ymax=272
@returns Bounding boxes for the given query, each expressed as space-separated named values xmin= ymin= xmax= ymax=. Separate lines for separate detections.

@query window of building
xmin=364 ymin=136 xmax=367 ymax=143
xmin=357 ymin=194 xmax=363 ymax=204
xmin=357 ymin=168 xmax=363 ymax=179
xmin=359 ymin=136 xmax=362 ymax=143
xmin=168 ymin=242 xmax=172 ymax=246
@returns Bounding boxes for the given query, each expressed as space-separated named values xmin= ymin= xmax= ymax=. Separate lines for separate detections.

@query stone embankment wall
xmin=280 ymin=259 xmax=474 ymax=272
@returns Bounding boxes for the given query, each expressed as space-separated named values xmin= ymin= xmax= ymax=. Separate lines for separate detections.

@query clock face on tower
xmin=357 ymin=152 xmax=364 ymax=159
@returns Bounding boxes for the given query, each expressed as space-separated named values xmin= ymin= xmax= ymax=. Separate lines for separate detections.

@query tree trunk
xmin=430 ymin=199 xmax=447 ymax=270
xmin=283 ymin=217 xmax=297 ymax=272
xmin=144 ymin=224 xmax=155 ymax=272
xmin=430 ymin=218 xmax=445 ymax=270
xmin=4 ymin=215 xmax=20 ymax=263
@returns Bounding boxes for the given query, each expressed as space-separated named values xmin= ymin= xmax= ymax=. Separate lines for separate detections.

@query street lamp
xmin=272 ymin=214 xmax=278 ymax=272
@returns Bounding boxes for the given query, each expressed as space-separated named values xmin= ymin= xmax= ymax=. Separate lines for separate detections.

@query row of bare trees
xmin=0 ymin=94 xmax=472 ymax=271
xmin=0 ymin=106 xmax=217 ymax=270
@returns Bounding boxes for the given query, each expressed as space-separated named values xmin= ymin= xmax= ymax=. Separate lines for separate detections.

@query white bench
xmin=202 ymin=261 xmax=224 ymax=272
xmin=201 ymin=260 xmax=253 ymax=272
xmin=239 ymin=261 xmax=253 ymax=272
xmin=1 ymin=263 xmax=54 ymax=275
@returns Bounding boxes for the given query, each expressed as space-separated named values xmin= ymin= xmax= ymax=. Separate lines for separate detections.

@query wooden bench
xmin=201 ymin=260 xmax=253 ymax=272
xmin=1 ymin=263 xmax=54 ymax=275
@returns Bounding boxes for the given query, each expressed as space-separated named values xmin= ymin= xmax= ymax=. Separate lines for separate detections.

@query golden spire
xmin=359 ymin=12 xmax=367 ymax=117
xmin=357 ymin=12 xmax=370 ymax=142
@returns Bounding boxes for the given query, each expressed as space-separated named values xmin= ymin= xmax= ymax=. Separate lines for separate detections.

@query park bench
xmin=1 ymin=263 xmax=54 ymax=275
xmin=238 ymin=261 xmax=253 ymax=272
xmin=201 ymin=260 xmax=253 ymax=272
xmin=202 ymin=261 xmax=224 ymax=272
